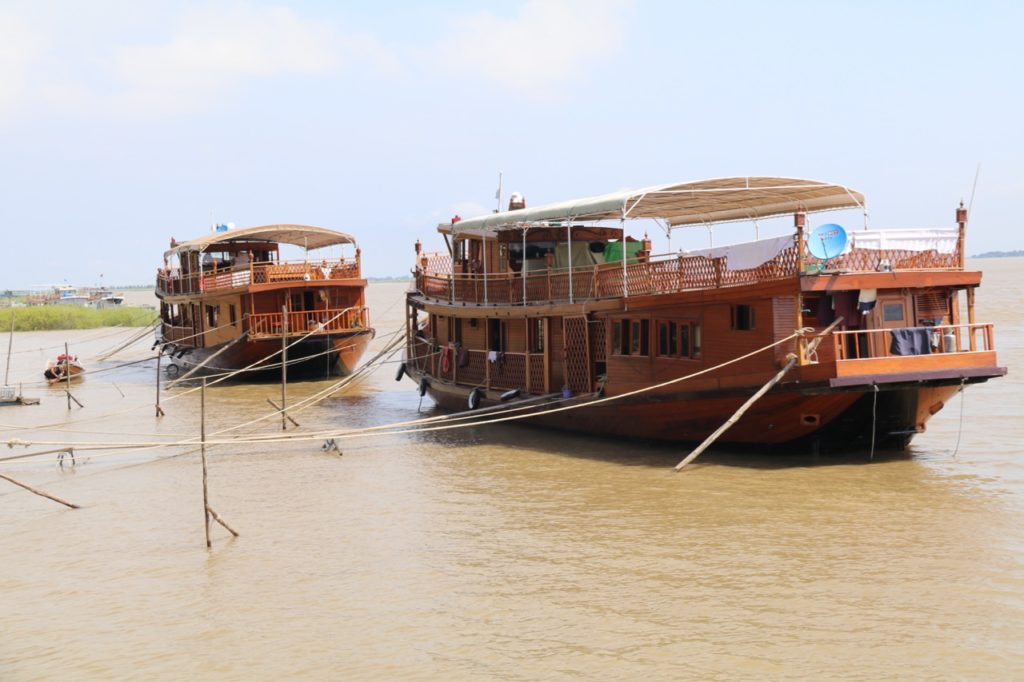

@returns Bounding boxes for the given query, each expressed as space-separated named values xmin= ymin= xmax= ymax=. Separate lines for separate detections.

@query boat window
xmin=657 ymin=321 xmax=676 ymax=356
xmin=488 ymin=318 xmax=506 ymax=352
xmin=612 ymin=320 xmax=624 ymax=355
xmin=206 ymin=305 xmax=218 ymax=327
xmin=529 ymin=318 xmax=545 ymax=353
xmin=883 ymin=302 xmax=905 ymax=322
xmin=229 ymin=304 xmax=237 ymax=326
xmin=679 ymin=323 xmax=691 ymax=357
xmin=630 ymin=320 xmax=649 ymax=356
xmin=732 ymin=304 xmax=755 ymax=331
xmin=692 ymin=323 xmax=701 ymax=357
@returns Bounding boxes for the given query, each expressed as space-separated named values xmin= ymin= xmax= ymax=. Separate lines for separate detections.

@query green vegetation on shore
xmin=0 ymin=306 xmax=157 ymax=331
xmin=971 ymin=250 xmax=1024 ymax=259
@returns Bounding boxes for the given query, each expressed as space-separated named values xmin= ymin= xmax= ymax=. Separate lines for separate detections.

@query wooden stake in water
xmin=281 ymin=304 xmax=288 ymax=431
xmin=201 ymin=377 xmax=211 ymax=547
xmin=155 ymin=350 xmax=165 ymax=417
xmin=4 ymin=300 xmax=14 ymax=386
xmin=198 ymin=376 xmax=239 ymax=547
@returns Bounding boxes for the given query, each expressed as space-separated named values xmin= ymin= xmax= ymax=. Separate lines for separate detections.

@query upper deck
xmin=156 ymin=223 xmax=363 ymax=299
xmin=409 ymin=177 xmax=970 ymax=309
xmin=412 ymin=227 xmax=965 ymax=308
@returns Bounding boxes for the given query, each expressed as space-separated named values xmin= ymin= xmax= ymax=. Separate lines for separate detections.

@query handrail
xmin=415 ymin=239 xmax=966 ymax=306
xmin=246 ymin=306 xmax=370 ymax=338
xmin=156 ymin=257 xmax=361 ymax=296
xmin=831 ymin=322 xmax=994 ymax=361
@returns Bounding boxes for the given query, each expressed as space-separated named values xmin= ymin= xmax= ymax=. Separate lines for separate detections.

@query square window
xmin=733 ymin=304 xmax=755 ymax=330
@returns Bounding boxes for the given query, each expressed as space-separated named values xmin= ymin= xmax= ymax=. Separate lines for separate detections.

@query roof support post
xmin=621 ymin=217 xmax=628 ymax=299
xmin=522 ymin=227 xmax=528 ymax=306
xmin=483 ymin=236 xmax=488 ymax=305
xmin=567 ymin=223 xmax=574 ymax=304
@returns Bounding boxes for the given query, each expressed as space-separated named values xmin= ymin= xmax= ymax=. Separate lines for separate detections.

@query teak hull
xmin=409 ymin=371 xmax=970 ymax=452
xmin=168 ymin=330 xmax=373 ymax=380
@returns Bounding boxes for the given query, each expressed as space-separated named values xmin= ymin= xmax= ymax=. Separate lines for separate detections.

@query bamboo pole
xmin=0 ymin=473 xmax=80 ymax=509
xmin=4 ymin=300 xmax=14 ymax=386
xmin=281 ymin=304 xmax=288 ymax=431
xmin=155 ymin=351 xmax=165 ymax=416
xmin=267 ymin=397 xmax=299 ymax=428
xmin=201 ymin=377 xmax=211 ymax=548
xmin=674 ymin=355 xmax=799 ymax=471
xmin=674 ymin=318 xmax=842 ymax=472
xmin=165 ymin=332 xmax=248 ymax=388
xmin=207 ymin=506 xmax=239 ymax=538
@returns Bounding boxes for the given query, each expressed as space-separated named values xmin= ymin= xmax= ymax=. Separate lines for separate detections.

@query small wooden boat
xmin=44 ymin=354 xmax=85 ymax=384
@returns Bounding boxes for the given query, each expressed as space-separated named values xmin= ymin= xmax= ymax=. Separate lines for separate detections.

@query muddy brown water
xmin=2 ymin=264 xmax=1022 ymax=680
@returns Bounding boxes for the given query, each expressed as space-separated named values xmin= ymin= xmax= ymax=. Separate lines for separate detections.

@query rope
xmin=2 ymin=328 xmax=811 ymax=456
xmin=869 ymin=383 xmax=878 ymax=461
xmin=0 ymin=309 xmax=368 ymax=435
xmin=952 ymin=377 xmax=966 ymax=459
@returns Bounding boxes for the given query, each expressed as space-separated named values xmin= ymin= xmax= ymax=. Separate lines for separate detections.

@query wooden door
xmin=870 ymin=293 xmax=911 ymax=357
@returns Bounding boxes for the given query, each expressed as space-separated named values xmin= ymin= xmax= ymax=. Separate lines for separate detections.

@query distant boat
xmin=155 ymin=224 xmax=374 ymax=379
xmin=44 ymin=354 xmax=85 ymax=384
xmin=91 ymin=290 xmax=125 ymax=308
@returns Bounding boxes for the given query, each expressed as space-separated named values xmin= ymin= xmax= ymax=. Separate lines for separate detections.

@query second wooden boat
xmin=155 ymin=224 xmax=374 ymax=379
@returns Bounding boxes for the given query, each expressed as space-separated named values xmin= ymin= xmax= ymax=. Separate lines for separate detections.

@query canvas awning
xmin=165 ymin=224 xmax=356 ymax=257
xmin=451 ymin=176 xmax=864 ymax=235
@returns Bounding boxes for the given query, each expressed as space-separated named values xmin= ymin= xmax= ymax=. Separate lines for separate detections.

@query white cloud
xmin=435 ymin=0 xmax=632 ymax=98
xmin=110 ymin=4 xmax=344 ymax=113
xmin=0 ymin=2 xmax=401 ymax=118
xmin=0 ymin=13 xmax=46 ymax=114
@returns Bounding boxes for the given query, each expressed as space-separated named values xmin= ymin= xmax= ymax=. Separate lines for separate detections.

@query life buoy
xmin=418 ymin=377 xmax=429 ymax=397
xmin=441 ymin=347 xmax=450 ymax=374
xmin=165 ymin=363 xmax=180 ymax=377
xmin=468 ymin=387 xmax=482 ymax=410
xmin=395 ymin=362 xmax=406 ymax=382
xmin=499 ymin=389 xmax=520 ymax=401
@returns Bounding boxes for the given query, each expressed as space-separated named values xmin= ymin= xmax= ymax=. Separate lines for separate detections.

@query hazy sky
xmin=1 ymin=0 xmax=1021 ymax=287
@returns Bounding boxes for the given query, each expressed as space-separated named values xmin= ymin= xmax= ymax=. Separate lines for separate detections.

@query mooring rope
xmin=2 ymin=328 xmax=813 ymax=456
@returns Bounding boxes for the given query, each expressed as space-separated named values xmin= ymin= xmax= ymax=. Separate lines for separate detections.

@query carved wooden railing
xmin=415 ymin=239 xmax=964 ymax=307
xmin=246 ymin=306 xmax=370 ymax=338
xmin=831 ymin=323 xmax=995 ymax=362
xmin=156 ymin=257 xmax=361 ymax=296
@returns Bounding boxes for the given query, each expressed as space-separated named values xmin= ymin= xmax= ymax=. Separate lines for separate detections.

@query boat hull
xmin=408 ymin=371 xmax=973 ymax=452
xmin=166 ymin=330 xmax=373 ymax=380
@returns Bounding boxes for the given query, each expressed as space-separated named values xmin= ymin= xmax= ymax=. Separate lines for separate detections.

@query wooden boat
xmin=155 ymin=224 xmax=373 ymax=379
xmin=403 ymin=177 xmax=1005 ymax=451
xmin=44 ymin=354 xmax=85 ymax=384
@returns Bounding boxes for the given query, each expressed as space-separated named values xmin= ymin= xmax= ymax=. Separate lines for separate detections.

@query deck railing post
xmin=281 ymin=305 xmax=288 ymax=431
xmin=956 ymin=202 xmax=967 ymax=270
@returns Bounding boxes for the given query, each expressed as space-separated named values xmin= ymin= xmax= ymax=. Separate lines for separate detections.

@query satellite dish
xmin=807 ymin=223 xmax=848 ymax=260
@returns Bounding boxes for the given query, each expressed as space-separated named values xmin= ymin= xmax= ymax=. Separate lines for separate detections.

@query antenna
xmin=495 ymin=171 xmax=503 ymax=213
xmin=967 ymin=162 xmax=981 ymax=221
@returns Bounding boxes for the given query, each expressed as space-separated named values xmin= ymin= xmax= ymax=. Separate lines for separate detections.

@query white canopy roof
xmin=452 ymin=176 xmax=865 ymax=235
xmin=166 ymin=224 xmax=356 ymax=257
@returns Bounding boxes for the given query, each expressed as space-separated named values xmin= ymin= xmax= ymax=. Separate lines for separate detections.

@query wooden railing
xmin=156 ymin=257 xmax=361 ymax=296
xmin=405 ymin=337 xmax=549 ymax=395
xmin=161 ymin=324 xmax=197 ymax=345
xmin=831 ymin=323 xmax=995 ymax=362
xmin=416 ymin=247 xmax=799 ymax=305
xmin=414 ymin=234 xmax=964 ymax=307
xmin=246 ymin=306 xmax=370 ymax=338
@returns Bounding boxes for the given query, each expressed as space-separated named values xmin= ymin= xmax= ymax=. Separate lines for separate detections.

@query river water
xmin=1 ymin=263 xmax=1022 ymax=680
